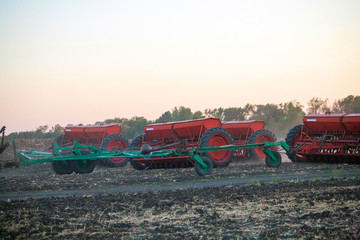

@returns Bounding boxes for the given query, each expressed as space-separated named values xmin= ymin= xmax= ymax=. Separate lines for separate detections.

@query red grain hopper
xmin=63 ymin=124 xmax=122 ymax=146
xmin=144 ymin=118 xmax=221 ymax=143
xmin=54 ymin=123 xmax=129 ymax=168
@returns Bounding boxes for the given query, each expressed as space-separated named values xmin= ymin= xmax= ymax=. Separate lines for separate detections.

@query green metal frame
xmin=14 ymin=140 xmax=289 ymax=168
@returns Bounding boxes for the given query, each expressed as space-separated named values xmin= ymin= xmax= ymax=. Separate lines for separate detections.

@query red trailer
xmin=53 ymin=123 xmax=128 ymax=170
xmin=285 ymin=113 xmax=360 ymax=163
xmin=129 ymin=118 xmax=277 ymax=170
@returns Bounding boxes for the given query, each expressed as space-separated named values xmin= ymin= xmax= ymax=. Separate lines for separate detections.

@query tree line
xmin=7 ymin=95 xmax=360 ymax=140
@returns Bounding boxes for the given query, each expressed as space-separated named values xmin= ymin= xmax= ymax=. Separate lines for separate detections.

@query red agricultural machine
xmin=52 ymin=123 xmax=129 ymax=171
xmin=13 ymin=117 xmax=285 ymax=176
xmin=15 ymin=118 xmax=287 ymax=176
xmin=129 ymin=118 xmax=277 ymax=170
xmin=285 ymin=113 xmax=360 ymax=163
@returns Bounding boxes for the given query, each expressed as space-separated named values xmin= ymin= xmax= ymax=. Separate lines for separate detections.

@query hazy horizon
xmin=1 ymin=0 xmax=360 ymax=134
xmin=2 ymin=96 xmax=356 ymax=134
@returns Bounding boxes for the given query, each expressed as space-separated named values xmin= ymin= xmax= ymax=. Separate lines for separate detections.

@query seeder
xmin=15 ymin=139 xmax=289 ymax=176
xmin=285 ymin=113 xmax=360 ymax=163
xmin=129 ymin=118 xmax=277 ymax=170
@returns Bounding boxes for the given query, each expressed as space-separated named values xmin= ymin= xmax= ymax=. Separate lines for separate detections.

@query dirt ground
xmin=0 ymin=139 xmax=359 ymax=239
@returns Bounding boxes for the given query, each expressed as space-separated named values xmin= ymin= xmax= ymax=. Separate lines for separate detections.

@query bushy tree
xmin=155 ymin=111 xmax=172 ymax=123
xmin=332 ymin=95 xmax=360 ymax=113
xmin=101 ymin=117 xmax=148 ymax=139
xmin=50 ymin=124 xmax=64 ymax=135
xmin=7 ymin=124 xmax=64 ymax=139
xmin=121 ymin=117 xmax=148 ymax=139
xmin=204 ymin=107 xmax=225 ymax=120
xmin=172 ymin=106 xmax=193 ymax=121
xmin=35 ymin=125 xmax=49 ymax=135
xmin=307 ymin=97 xmax=330 ymax=114
xmin=223 ymin=107 xmax=246 ymax=121
xmin=155 ymin=106 xmax=201 ymax=123
xmin=283 ymin=101 xmax=305 ymax=124
xmin=193 ymin=111 xmax=204 ymax=119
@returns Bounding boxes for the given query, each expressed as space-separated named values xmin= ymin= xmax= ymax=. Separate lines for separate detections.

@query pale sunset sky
xmin=1 ymin=0 xmax=360 ymax=133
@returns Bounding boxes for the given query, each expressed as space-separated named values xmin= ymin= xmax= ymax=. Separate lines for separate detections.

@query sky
xmin=1 ymin=0 xmax=360 ymax=134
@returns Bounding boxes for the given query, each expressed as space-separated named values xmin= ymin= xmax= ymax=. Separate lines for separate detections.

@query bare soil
xmin=0 ymin=139 xmax=359 ymax=239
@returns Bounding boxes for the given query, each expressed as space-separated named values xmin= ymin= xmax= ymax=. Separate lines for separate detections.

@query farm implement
xmin=13 ymin=117 xmax=291 ymax=176
xmin=129 ymin=118 xmax=277 ymax=170
xmin=12 ymin=117 xmax=293 ymax=176
xmin=50 ymin=123 xmax=129 ymax=167
xmin=15 ymin=139 xmax=289 ymax=176
xmin=285 ymin=113 xmax=360 ymax=163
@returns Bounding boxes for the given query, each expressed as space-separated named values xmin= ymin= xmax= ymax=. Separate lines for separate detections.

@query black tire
xmin=265 ymin=151 xmax=282 ymax=168
xmin=130 ymin=160 xmax=149 ymax=170
xmin=52 ymin=161 xmax=73 ymax=174
xmin=199 ymin=127 xmax=234 ymax=167
xmin=285 ymin=125 xmax=303 ymax=162
xmin=129 ymin=135 xmax=149 ymax=170
xmin=101 ymin=134 xmax=129 ymax=167
xmin=194 ymin=156 xmax=213 ymax=176
xmin=248 ymin=129 xmax=277 ymax=161
xmin=130 ymin=135 xmax=144 ymax=150
xmin=70 ymin=159 xmax=96 ymax=174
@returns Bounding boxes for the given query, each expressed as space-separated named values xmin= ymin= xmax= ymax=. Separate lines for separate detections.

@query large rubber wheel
xmin=52 ymin=161 xmax=73 ymax=175
xmin=130 ymin=135 xmax=144 ymax=150
xmin=199 ymin=127 xmax=234 ymax=167
xmin=70 ymin=159 xmax=96 ymax=174
xmin=194 ymin=156 xmax=213 ymax=176
xmin=101 ymin=134 xmax=129 ymax=167
xmin=248 ymin=129 xmax=277 ymax=161
xmin=129 ymin=135 xmax=149 ymax=170
xmin=285 ymin=125 xmax=304 ymax=162
xmin=265 ymin=151 xmax=282 ymax=168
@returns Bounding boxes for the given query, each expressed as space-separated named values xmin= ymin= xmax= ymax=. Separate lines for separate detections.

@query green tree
xmin=307 ymin=97 xmax=330 ymax=114
xmin=50 ymin=124 xmax=64 ymax=135
xmin=204 ymin=107 xmax=225 ymax=120
xmin=117 ymin=117 xmax=148 ymax=139
xmin=172 ymin=106 xmax=193 ymax=121
xmin=249 ymin=104 xmax=285 ymax=123
xmin=332 ymin=95 xmax=360 ymax=113
xmin=36 ymin=125 xmax=49 ymax=134
xmin=155 ymin=106 xmax=195 ymax=123
xmin=249 ymin=103 xmax=288 ymax=136
xmin=193 ymin=110 xmax=203 ymax=119
xmin=155 ymin=111 xmax=172 ymax=123
xmin=283 ymin=101 xmax=305 ymax=124
xmin=223 ymin=107 xmax=246 ymax=121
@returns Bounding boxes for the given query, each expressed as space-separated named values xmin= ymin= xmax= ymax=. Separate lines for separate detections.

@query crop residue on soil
xmin=1 ymin=179 xmax=359 ymax=239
